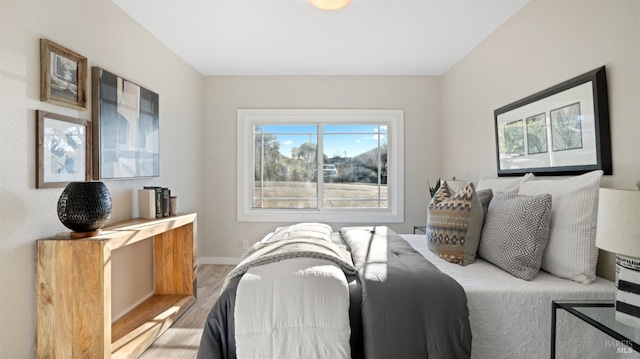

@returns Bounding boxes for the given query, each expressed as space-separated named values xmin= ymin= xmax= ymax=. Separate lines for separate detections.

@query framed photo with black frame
xmin=36 ymin=110 xmax=91 ymax=188
xmin=494 ymin=66 xmax=612 ymax=177
xmin=92 ymin=67 xmax=159 ymax=179
xmin=40 ymin=39 xmax=87 ymax=110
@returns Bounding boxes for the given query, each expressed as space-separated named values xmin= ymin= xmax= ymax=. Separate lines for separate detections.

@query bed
xmin=198 ymin=171 xmax=622 ymax=358
xmin=198 ymin=229 xmax=617 ymax=359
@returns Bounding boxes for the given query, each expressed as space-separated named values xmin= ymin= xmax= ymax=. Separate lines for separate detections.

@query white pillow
xmin=476 ymin=173 xmax=535 ymax=193
xmin=518 ymin=170 xmax=603 ymax=284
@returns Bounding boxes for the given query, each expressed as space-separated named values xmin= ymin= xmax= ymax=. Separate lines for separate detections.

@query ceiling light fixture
xmin=310 ymin=0 xmax=351 ymax=11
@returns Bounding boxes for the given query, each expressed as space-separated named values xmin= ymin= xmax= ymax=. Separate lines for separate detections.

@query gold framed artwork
xmin=40 ymin=39 xmax=87 ymax=110
xmin=36 ymin=110 xmax=91 ymax=188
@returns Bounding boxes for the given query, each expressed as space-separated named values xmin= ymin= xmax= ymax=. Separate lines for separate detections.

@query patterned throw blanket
xmin=222 ymin=223 xmax=356 ymax=289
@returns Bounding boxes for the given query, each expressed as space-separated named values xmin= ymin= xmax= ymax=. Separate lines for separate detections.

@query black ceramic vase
xmin=57 ymin=181 xmax=112 ymax=236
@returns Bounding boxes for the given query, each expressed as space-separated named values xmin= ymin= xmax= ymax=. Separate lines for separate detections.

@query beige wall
xmin=3 ymin=0 xmax=636 ymax=356
xmin=441 ymin=0 xmax=640 ymax=279
xmin=202 ymin=76 xmax=441 ymax=261
xmin=0 ymin=0 xmax=205 ymax=357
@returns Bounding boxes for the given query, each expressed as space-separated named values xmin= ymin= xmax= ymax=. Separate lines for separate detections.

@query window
xmin=237 ymin=109 xmax=404 ymax=222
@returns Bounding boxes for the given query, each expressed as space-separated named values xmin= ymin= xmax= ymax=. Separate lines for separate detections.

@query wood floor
xmin=139 ymin=264 xmax=234 ymax=359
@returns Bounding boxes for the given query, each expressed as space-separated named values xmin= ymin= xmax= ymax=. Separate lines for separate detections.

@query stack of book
xmin=138 ymin=186 xmax=172 ymax=219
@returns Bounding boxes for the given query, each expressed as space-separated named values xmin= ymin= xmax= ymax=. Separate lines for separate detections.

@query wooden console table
xmin=36 ymin=213 xmax=197 ymax=359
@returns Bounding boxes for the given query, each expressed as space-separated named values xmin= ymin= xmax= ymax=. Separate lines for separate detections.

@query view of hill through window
xmin=253 ymin=124 xmax=388 ymax=209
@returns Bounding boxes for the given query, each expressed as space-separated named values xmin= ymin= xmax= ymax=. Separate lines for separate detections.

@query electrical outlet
xmin=242 ymin=240 xmax=249 ymax=250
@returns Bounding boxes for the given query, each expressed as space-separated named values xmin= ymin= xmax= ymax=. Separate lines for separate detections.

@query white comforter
xmin=234 ymin=257 xmax=351 ymax=359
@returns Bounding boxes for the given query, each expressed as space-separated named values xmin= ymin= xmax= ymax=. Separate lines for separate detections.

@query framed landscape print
xmin=36 ymin=111 xmax=91 ymax=188
xmin=92 ymin=67 xmax=159 ymax=179
xmin=40 ymin=39 xmax=87 ymax=110
xmin=494 ymin=66 xmax=611 ymax=176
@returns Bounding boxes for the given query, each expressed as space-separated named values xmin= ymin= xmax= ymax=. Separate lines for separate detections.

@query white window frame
xmin=237 ymin=109 xmax=404 ymax=223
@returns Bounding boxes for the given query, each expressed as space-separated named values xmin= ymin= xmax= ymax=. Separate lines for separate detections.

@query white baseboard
xmin=198 ymin=257 xmax=241 ymax=266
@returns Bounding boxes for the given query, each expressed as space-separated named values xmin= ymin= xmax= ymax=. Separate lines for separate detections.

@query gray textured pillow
xmin=427 ymin=182 xmax=484 ymax=266
xmin=478 ymin=192 xmax=552 ymax=281
xmin=476 ymin=189 xmax=493 ymax=217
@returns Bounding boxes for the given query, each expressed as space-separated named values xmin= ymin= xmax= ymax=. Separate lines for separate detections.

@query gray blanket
xmin=340 ymin=226 xmax=472 ymax=359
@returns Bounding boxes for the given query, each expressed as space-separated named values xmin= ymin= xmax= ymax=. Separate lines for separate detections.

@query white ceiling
xmin=112 ymin=0 xmax=529 ymax=76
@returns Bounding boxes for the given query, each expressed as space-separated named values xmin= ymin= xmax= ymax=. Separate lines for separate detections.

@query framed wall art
xmin=494 ymin=66 xmax=611 ymax=176
xmin=36 ymin=111 xmax=91 ymax=188
xmin=40 ymin=39 xmax=87 ymax=110
xmin=92 ymin=67 xmax=159 ymax=179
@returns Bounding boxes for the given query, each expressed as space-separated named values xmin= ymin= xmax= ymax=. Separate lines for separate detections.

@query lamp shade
xmin=309 ymin=0 xmax=351 ymax=10
xmin=595 ymin=188 xmax=640 ymax=259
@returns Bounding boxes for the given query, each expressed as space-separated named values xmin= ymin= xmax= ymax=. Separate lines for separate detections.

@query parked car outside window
xmin=323 ymin=164 xmax=339 ymax=179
